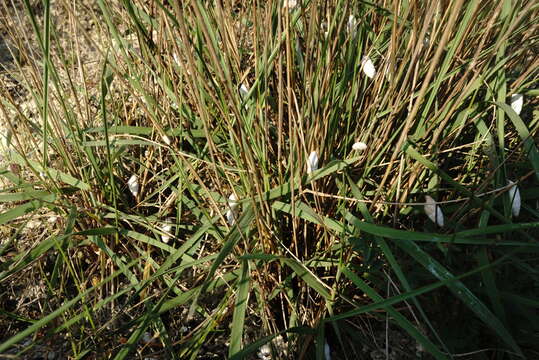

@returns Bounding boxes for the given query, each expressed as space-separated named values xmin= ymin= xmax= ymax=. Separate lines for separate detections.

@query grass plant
xmin=0 ymin=0 xmax=538 ymax=358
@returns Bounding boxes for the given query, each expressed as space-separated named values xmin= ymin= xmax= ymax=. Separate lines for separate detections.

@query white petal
xmin=510 ymin=94 xmax=523 ymax=115
xmin=142 ymin=332 xmax=152 ymax=344
xmin=507 ymin=180 xmax=521 ymax=217
xmin=361 ymin=56 xmax=376 ymax=79
xmin=128 ymin=175 xmax=139 ymax=197
xmin=352 ymin=142 xmax=367 ymax=151
xmin=161 ymin=223 xmax=172 ymax=243
xmin=321 ymin=22 xmax=329 ymax=38
xmin=226 ymin=209 xmax=236 ymax=225
xmin=282 ymin=0 xmax=297 ymax=9
xmin=162 ymin=135 xmax=172 ymax=145
xmin=239 ymin=84 xmax=249 ymax=98
xmin=324 ymin=341 xmax=331 ymax=360
xmin=347 ymin=15 xmax=357 ymax=35
xmin=257 ymin=344 xmax=271 ymax=359
xmin=307 ymin=151 xmax=319 ymax=174
xmin=228 ymin=193 xmax=239 ymax=210
xmin=424 ymin=195 xmax=444 ymax=227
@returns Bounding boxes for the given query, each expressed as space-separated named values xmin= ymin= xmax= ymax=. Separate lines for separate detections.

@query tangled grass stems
xmin=0 ymin=0 xmax=538 ymax=358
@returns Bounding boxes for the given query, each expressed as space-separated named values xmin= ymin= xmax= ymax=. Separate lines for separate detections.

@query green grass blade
xmin=393 ymin=236 xmax=522 ymax=356
xmin=283 ymin=258 xmax=332 ymax=301
xmin=228 ymin=259 xmax=251 ymax=357
xmin=0 ymin=194 xmax=55 ymax=226
xmin=341 ymin=267 xmax=448 ymax=360
xmin=0 ymin=261 xmax=137 ymax=353
xmin=496 ymin=101 xmax=539 ymax=181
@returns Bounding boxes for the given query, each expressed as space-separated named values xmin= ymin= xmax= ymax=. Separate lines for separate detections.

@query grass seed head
xmin=162 ymin=135 xmax=172 ymax=145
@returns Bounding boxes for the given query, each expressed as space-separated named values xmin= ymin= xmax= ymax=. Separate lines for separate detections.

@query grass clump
xmin=0 ymin=0 xmax=538 ymax=358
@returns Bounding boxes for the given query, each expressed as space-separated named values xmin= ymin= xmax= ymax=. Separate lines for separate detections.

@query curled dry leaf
xmin=507 ymin=180 xmax=521 ymax=217
xmin=162 ymin=135 xmax=172 ymax=145
xmin=424 ymin=195 xmax=444 ymax=227
xmin=9 ymin=163 xmax=20 ymax=175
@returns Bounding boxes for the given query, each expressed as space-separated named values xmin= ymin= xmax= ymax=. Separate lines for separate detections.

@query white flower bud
xmin=324 ymin=341 xmax=331 ymax=360
xmin=226 ymin=209 xmax=236 ymax=225
xmin=228 ymin=193 xmax=239 ymax=210
xmin=258 ymin=344 xmax=271 ymax=360
xmin=510 ymin=94 xmax=523 ymax=115
xmin=161 ymin=223 xmax=173 ymax=243
xmin=128 ymin=175 xmax=139 ymax=197
xmin=282 ymin=0 xmax=297 ymax=10
xmin=307 ymin=151 xmax=319 ymax=174
xmin=361 ymin=56 xmax=376 ymax=79
xmin=507 ymin=180 xmax=521 ymax=217
xmin=225 ymin=193 xmax=239 ymax=225
xmin=347 ymin=15 xmax=358 ymax=36
xmin=424 ymin=195 xmax=444 ymax=227
xmin=239 ymin=84 xmax=249 ymax=98
xmin=142 ymin=332 xmax=152 ymax=344
xmin=352 ymin=142 xmax=367 ymax=151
